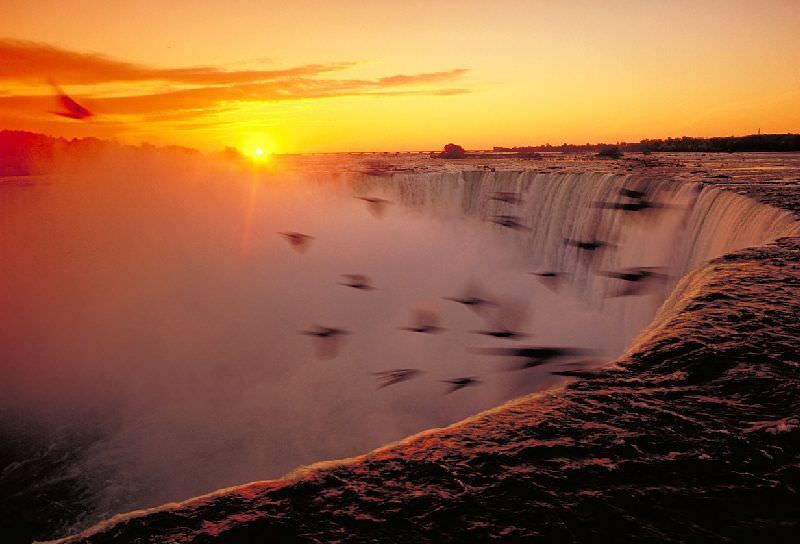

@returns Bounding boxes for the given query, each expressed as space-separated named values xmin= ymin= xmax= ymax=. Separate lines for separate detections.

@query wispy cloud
xmin=0 ymin=39 xmax=354 ymax=85
xmin=0 ymin=39 xmax=471 ymax=117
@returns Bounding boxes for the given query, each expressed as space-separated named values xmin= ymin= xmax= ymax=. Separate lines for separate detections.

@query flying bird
xmin=278 ymin=232 xmax=314 ymax=252
xmin=473 ymin=346 xmax=596 ymax=370
xmin=564 ymin=238 xmax=614 ymax=252
xmin=50 ymin=82 xmax=93 ymax=120
xmin=372 ymin=368 xmax=422 ymax=389
xmin=443 ymin=279 xmax=496 ymax=315
xmin=471 ymin=296 xmax=530 ymax=340
xmin=488 ymin=191 xmax=524 ymax=205
xmin=592 ymin=199 xmax=665 ymax=212
xmin=442 ymin=377 xmax=481 ymax=393
xmin=340 ymin=274 xmax=375 ymax=291
xmin=356 ymin=196 xmax=392 ymax=218
xmin=529 ymin=271 xmax=570 ymax=293
xmin=300 ymin=324 xmax=350 ymax=359
xmin=491 ymin=214 xmax=530 ymax=231
xmin=619 ymin=187 xmax=647 ymax=199
xmin=597 ymin=266 xmax=669 ymax=296
xmin=399 ymin=306 xmax=445 ymax=334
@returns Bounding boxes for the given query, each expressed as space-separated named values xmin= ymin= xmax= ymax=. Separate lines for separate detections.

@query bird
xmin=340 ymin=274 xmax=375 ymax=291
xmin=619 ymin=187 xmax=647 ymax=199
xmin=399 ymin=306 xmax=445 ymax=334
xmin=50 ymin=82 xmax=93 ymax=120
xmin=443 ymin=279 xmax=496 ymax=315
xmin=529 ymin=271 xmax=570 ymax=293
xmin=564 ymin=238 xmax=614 ymax=252
xmin=597 ymin=266 xmax=666 ymax=282
xmin=356 ymin=196 xmax=392 ymax=218
xmin=471 ymin=296 xmax=530 ymax=340
xmin=597 ymin=266 xmax=668 ymax=296
xmin=442 ymin=377 xmax=481 ymax=393
xmin=473 ymin=346 xmax=595 ymax=370
xmin=592 ymin=199 xmax=664 ymax=212
xmin=372 ymin=369 xmax=422 ymax=389
xmin=488 ymin=191 xmax=523 ymax=205
xmin=490 ymin=215 xmax=530 ymax=231
xmin=300 ymin=325 xmax=350 ymax=359
xmin=278 ymin=232 xmax=314 ymax=252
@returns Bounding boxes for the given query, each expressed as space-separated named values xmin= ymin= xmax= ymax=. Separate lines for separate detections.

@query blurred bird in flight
xmin=442 ymin=377 xmax=481 ymax=393
xmin=49 ymin=81 xmax=93 ymax=120
xmin=300 ymin=325 xmax=350 ymax=359
xmin=356 ymin=196 xmax=392 ymax=218
xmin=372 ymin=369 xmax=422 ymax=389
xmin=399 ymin=306 xmax=445 ymax=334
xmin=340 ymin=274 xmax=375 ymax=291
xmin=278 ymin=232 xmax=314 ymax=252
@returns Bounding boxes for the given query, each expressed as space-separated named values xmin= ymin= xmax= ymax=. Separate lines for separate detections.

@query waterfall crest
xmin=344 ymin=169 xmax=798 ymax=303
xmin=336 ymin=169 xmax=798 ymax=354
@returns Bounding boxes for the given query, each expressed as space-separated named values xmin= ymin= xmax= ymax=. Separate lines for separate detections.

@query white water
xmin=1 ymin=155 xmax=796 ymax=524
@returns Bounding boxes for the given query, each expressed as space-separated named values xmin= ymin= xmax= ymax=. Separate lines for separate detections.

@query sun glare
xmin=248 ymin=146 xmax=272 ymax=164
xmin=241 ymin=135 xmax=278 ymax=163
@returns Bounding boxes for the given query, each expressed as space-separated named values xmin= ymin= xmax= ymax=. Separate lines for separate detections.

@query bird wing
xmin=376 ymin=369 xmax=419 ymax=388
xmin=532 ymin=271 xmax=566 ymax=292
xmin=362 ymin=197 xmax=390 ymax=217
xmin=598 ymin=270 xmax=627 ymax=280
xmin=60 ymin=93 xmax=90 ymax=116
xmin=282 ymin=232 xmax=312 ymax=251
xmin=475 ymin=346 xmax=594 ymax=359
xmin=463 ymin=279 xmax=493 ymax=306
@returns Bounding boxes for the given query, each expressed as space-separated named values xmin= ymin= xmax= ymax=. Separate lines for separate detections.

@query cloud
xmin=0 ymin=39 xmax=354 ymax=85
xmin=377 ymin=69 xmax=470 ymax=86
xmin=0 ymin=40 xmax=471 ymax=120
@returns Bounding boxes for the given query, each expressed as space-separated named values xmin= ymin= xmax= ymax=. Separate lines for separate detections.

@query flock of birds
xmin=279 ymin=183 xmax=673 ymax=394
xmin=49 ymin=83 xmax=673 ymax=393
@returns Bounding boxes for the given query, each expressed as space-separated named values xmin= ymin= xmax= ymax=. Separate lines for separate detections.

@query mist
xmin=1 ymin=152 xmax=674 ymax=520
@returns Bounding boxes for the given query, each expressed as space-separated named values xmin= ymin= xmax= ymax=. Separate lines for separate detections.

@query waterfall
xmin=3 ymin=161 xmax=797 ymax=535
xmin=339 ymin=169 xmax=798 ymax=348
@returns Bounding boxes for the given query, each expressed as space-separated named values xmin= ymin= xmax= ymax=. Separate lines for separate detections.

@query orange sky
xmin=1 ymin=0 xmax=799 ymax=153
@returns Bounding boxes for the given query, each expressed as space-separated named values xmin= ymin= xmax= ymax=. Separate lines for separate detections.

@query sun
xmin=250 ymin=146 xmax=272 ymax=164
xmin=239 ymin=134 xmax=278 ymax=165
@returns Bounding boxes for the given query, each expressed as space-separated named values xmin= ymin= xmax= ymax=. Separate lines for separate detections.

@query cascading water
xmin=346 ymin=169 xmax=798 ymax=345
xmin=2 ymin=155 xmax=798 ymax=542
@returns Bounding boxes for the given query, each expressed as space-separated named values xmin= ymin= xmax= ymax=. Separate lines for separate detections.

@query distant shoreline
xmin=3 ymin=131 xmax=800 ymax=172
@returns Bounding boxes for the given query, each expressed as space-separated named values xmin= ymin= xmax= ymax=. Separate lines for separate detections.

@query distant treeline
xmin=0 ymin=130 xmax=199 ymax=176
xmin=493 ymin=133 xmax=800 ymax=154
